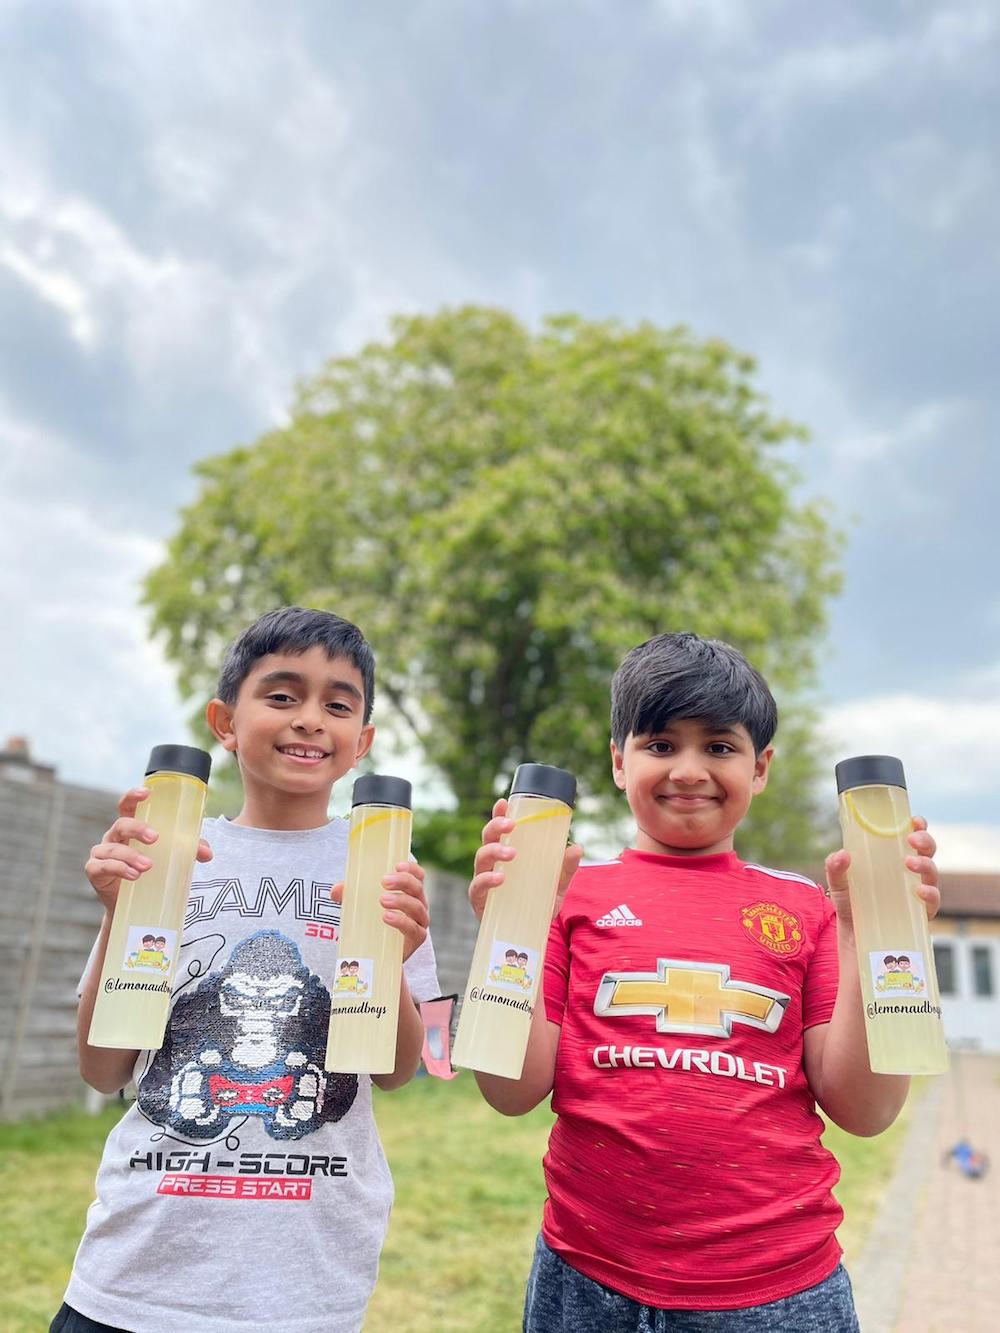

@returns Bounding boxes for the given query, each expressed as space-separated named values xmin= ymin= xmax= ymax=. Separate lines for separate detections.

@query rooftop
xmin=937 ymin=872 xmax=1000 ymax=920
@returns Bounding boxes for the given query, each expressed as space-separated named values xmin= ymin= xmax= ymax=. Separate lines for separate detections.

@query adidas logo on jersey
xmin=596 ymin=904 xmax=643 ymax=928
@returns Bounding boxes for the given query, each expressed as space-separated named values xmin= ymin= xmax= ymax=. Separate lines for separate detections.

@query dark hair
xmin=216 ymin=607 xmax=375 ymax=722
xmin=610 ymin=632 xmax=777 ymax=754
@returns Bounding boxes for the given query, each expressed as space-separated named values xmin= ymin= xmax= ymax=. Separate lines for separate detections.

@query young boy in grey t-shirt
xmin=54 ymin=607 xmax=438 ymax=1333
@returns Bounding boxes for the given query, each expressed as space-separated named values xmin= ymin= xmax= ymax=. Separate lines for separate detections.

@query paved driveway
xmin=851 ymin=1052 xmax=999 ymax=1332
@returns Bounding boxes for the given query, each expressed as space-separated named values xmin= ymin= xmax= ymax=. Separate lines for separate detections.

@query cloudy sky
xmin=2 ymin=0 xmax=997 ymax=865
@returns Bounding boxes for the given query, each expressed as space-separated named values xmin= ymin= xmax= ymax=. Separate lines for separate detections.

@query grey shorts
xmin=523 ymin=1235 xmax=860 ymax=1332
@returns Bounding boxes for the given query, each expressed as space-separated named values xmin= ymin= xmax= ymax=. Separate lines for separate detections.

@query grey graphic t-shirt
xmin=65 ymin=817 xmax=439 ymax=1333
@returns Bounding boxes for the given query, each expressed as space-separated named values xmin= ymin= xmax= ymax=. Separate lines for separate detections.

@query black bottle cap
xmin=509 ymin=763 xmax=576 ymax=809
xmin=145 ymin=744 xmax=212 ymax=785
xmin=351 ymin=774 xmax=412 ymax=810
xmin=835 ymin=755 xmax=906 ymax=794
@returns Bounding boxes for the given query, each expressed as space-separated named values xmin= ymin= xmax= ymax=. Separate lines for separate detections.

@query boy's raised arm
xmin=804 ymin=818 xmax=939 ymax=1137
xmin=371 ymin=973 xmax=425 ymax=1091
xmin=371 ymin=859 xmax=430 ymax=1091
xmin=467 ymin=800 xmax=581 ymax=1116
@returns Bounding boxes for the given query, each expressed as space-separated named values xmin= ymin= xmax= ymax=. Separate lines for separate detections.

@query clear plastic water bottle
xmin=325 ymin=775 xmax=412 ymax=1074
xmin=89 ymin=745 xmax=211 ymax=1050
xmin=452 ymin=763 xmax=576 ymax=1079
xmin=836 ymin=754 xmax=948 ymax=1075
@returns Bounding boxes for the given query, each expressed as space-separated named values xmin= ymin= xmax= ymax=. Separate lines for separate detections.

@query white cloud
xmin=744 ymin=4 xmax=999 ymax=136
xmin=877 ymin=134 xmax=996 ymax=234
xmin=652 ymin=0 xmax=766 ymax=44
xmin=923 ymin=3 xmax=1000 ymax=66
xmin=745 ymin=37 xmax=898 ymax=136
xmin=925 ymin=824 xmax=1000 ymax=872
xmin=823 ymin=687 xmax=1000 ymax=801
xmin=783 ymin=205 xmax=854 ymax=274
xmin=0 ymin=239 xmax=97 ymax=346
xmin=831 ymin=397 xmax=975 ymax=467
xmin=821 ymin=687 xmax=1000 ymax=870
xmin=0 ymin=412 xmax=187 ymax=790
xmin=676 ymin=76 xmax=743 ymax=236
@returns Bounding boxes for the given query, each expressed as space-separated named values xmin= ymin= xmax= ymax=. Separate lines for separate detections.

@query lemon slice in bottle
xmin=844 ymin=787 xmax=912 ymax=838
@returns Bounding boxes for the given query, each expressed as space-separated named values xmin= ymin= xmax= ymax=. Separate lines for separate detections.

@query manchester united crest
xmin=740 ymin=902 xmax=803 ymax=957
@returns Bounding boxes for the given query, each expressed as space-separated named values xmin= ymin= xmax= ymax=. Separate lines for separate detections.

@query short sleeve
xmin=543 ymin=912 xmax=570 ymax=1026
xmin=79 ymin=930 xmax=102 ymax=997
xmin=802 ymin=899 xmax=840 ymax=1030
xmin=403 ymin=931 xmax=441 ymax=1004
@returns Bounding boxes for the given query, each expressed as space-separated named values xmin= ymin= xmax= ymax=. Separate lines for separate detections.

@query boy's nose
xmin=291 ymin=704 xmax=326 ymax=732
xmin=668 ymin=752 xmax=710 ymax=784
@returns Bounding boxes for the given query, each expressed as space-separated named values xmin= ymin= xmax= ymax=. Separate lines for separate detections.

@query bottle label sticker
xmin=333 ymin=956 xmax=374 ymax=999
xmin=870 ymin=950 xmax=927 ymax=996
xmin=122 ymin=926 xmax=176 ymax=975
xmin=487 ymin=940 xmax=539 ymax=994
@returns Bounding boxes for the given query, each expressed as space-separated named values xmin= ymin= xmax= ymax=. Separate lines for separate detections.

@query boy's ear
xmin=610 ymin=739 xmax=627 ymax=791
xmin=354 ymin=724 xmax=375 ymax=766
xmin=206 ymin=698 xmax=238 ymax=753
xmin=752 ymin=745 xmax=775 ymax=795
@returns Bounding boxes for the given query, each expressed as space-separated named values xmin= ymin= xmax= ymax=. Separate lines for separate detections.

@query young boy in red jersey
xmin=469 ymin=631 xmax=939 ymax=1331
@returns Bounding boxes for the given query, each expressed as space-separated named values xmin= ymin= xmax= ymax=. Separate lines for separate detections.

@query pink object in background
xmin=419 ymin=995 xmax=459 ymax=1079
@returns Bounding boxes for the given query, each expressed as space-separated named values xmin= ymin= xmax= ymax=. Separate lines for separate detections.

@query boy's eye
xmin=646 ymin=741 xmax=672 ymax=754
xmin=267 ymin=693 xmax=295 ymax=704
xmin=326 ymin=700 xmax=352 ymax=714
xmin=707 ymin=743 xmax=735 ymax=755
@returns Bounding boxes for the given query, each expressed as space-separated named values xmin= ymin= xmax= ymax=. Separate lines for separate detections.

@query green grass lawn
xmin=0 ymin=1076 xmax=915 ymax=1332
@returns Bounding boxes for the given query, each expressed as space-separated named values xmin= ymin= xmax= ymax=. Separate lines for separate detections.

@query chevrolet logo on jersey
xmin=594 ymin=959 xmax=790 ymax=1038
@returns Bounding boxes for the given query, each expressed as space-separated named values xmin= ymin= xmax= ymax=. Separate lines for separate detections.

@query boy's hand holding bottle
xmin=468 ymin=796 xmax=583 ymax=922
xmin=823 ymin=816 xmax=940 ymax=928
xmin=86 ymin=785 xmax=214 ymax=912
xmin=330 ymin=859 xmax=430 ymax=960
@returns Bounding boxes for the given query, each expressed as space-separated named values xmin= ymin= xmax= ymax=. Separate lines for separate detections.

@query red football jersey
xmin=541 ymin=849 xmax=843 ymax=1310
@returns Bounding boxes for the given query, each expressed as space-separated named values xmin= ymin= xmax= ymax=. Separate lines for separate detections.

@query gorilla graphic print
xmin=138 ymin=930 xmax=357 ymax=1140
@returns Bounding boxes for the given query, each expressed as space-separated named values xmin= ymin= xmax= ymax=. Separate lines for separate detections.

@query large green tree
xmin=145 ymin=307 xmax=841 ymax=867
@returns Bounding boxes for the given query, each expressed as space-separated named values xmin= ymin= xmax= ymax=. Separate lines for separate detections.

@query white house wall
xmin=930 ymin=920 xmax=1000 ymax=1054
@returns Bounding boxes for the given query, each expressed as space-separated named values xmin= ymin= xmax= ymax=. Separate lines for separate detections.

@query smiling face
xmin=207 ymin=644 xmax=374 ymax=826
xmin=611 ymin=717 xmax=773 ymax=857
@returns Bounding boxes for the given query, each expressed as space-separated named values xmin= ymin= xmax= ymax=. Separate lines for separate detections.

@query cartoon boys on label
xmin=488 ymin=941 xmax=537 ymax=993
xmin=333 ymin=958 xmax=372 ymax=997
xmin=123 ymin=927 xmax=175 ymax=974
xmin=871 ymin=951 xmax=926 ymax=995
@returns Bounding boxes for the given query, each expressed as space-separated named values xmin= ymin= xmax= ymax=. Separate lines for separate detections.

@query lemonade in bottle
xmin=325 ymin=775 xmax=412 ymax=1074
xmin=836 ymin=754 xmax=948 ymax=1075
xmin=88 ymin=745 xmax=211 ymax=1050
xmin=452 ymin=763 xmax=576 ymax=1079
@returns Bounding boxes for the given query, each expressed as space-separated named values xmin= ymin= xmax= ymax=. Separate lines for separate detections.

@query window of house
xmin=971 ymin=945 xmax=994 ymax=998
xmin=933 ymin=941 xmax=956 ymax=996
